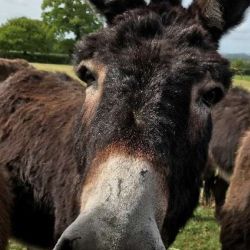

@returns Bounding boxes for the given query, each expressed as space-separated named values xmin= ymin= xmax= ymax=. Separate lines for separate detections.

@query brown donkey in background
xmin=204 ymin=87 xmax=250 ymax=219
xmin=1 ymin=0 xmax=250 ymax=250
xmin=209 ymin=87 xmax=250 ymax=249
xmin=220 ymin=130 xmax=250 ymax=249
xmin=0 ymin=58 xmax=32 ymax=250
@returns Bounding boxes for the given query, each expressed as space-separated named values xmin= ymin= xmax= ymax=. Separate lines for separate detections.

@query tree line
xmin=0 ymin=0 xmax=102 ymax=63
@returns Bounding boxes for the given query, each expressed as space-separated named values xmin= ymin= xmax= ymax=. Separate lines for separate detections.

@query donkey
xmin=1 ymin=0 xmax=250 ymax=249
xmin=220 ymin=130 xmax=250 ymax=250
xmin=0 ymin=58 xmax=31 ymax=250
xmin=204 ymin=87 xmax=250 ymax=218
xmin=0 ymin=66 xmax=85 ymax=249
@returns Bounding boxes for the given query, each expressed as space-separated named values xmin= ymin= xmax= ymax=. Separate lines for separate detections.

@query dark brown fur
xmin=204 ymin=87 xmax=250 ymax=217
xmin=0 ymin=169 xmax=10 ymax=250
xmin=220 ymin=130 xmax=250 ymax=250
xmin=0 ymin=58 xmax=33 ymax=82
xmin=0 ymin=67 xmax=85 ymax=248
xmin=211 ymin=87 xmax=250 ymax=175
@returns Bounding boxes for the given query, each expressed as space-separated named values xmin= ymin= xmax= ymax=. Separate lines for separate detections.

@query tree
xmin=42 ymin=0 xmax=103 ymax=41
xmin=53 ymin=38 xmax=75 ymax=54
xmin=231 ymin=59 xmax=246 ymax=76
xmin=0 ymin=17 xmax=55 ymax=54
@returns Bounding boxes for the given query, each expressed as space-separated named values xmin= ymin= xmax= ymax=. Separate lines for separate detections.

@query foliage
xmin=0 ymin=51 xmax=70 ymax=64
xmin=42 ymin=0 xmax=103 ymax=40
xmin=231 ymin=59 xmax=250 ymax=75
xmin=53 ymin=38 xmax=75 ymax=54
xmin=0 ymin=1 xmax=104 ymax=61
xmin=0 ymin=17 xmax=55 ymax=54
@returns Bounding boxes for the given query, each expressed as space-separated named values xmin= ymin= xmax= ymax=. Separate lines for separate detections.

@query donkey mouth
xmin=53 ymin=209 xmax=167 ymax=250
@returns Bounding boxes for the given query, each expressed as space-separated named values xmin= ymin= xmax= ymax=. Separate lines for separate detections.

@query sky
xmin=0 ymin=0 xmax=249 ymax=54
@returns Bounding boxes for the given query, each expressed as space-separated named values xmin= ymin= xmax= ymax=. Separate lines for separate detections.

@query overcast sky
xmin=0 ymin=0 xmax=249 ymax=54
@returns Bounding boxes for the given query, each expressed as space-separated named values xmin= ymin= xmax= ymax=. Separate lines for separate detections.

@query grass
xmin=8 ymin=242 xmax=26 ymax=250
xmin=234 ymin=75 xmax=250 ymax=89
xmin=31 ymin=63 xmax=76 ymax=79
xmin=7 ymin=63 xmax=250 ymax=250
xmin=171 ymin=207 xmax=221 ymax=250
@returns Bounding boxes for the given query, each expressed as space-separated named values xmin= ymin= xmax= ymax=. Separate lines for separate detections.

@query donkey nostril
xmin=55 ymin=237 xmax=81 ymax=250
xmin=59 ymin=238 xmax=73 ymax=250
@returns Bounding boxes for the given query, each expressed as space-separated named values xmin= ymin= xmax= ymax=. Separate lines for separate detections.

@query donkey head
xmin=54 ymin=1 xmax=250 ymax=249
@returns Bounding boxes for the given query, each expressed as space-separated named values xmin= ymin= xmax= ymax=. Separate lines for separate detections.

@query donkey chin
xmin=54 ymin=155 xmax=168 ymax=250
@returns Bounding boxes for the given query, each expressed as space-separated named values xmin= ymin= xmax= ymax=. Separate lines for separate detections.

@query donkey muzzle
xmin=54 ymin=155 xmax=168 ymax=250
xmin=53 ymin=209 xmax=166 ymax=250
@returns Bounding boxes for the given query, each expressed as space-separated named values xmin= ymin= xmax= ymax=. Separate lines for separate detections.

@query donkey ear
xmin=88 ymin=0 xmax=146 ymax=24
xmin=189 ymin=0 xmax=250 ymax=41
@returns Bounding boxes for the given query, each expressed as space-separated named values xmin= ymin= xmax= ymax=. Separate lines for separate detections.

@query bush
xmin=0 ymin=17 xmax=55 ymax=54
xmin=53 ymin=39 xmax=75 ymax=54
xmin=231 ymin=59 xmax=250 ymax=76
xmin=0 ymin=51 xmax=70 ymax=64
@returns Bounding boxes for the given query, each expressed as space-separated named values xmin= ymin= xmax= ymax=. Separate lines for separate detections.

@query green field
xmin=234 ymin=75 xmax=250 ymax=89
xmin=32 ymin=63 xmax=77 ymax=79
xmin=171 ymin=207 xmax=221 ymax=250
xmin=7 ymin=64 xmax=250 ymax=250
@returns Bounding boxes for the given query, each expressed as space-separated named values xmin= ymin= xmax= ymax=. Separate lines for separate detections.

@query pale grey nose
xmin=53 ymin=209 xmax=166 ymax=250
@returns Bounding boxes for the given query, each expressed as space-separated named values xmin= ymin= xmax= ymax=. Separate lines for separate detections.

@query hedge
xmin=0 ymin=51 xmax=71 ymax=64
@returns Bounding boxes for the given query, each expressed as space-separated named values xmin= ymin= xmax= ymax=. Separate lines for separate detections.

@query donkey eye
xmin=202 ymin=87 xmax=224 ymax=107
xmin=77 ymin=66 xmax=96 ymax=87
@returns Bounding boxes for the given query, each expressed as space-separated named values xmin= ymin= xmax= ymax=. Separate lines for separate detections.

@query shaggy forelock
xmin=74 ymin=2 xmax=221 ymax=68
